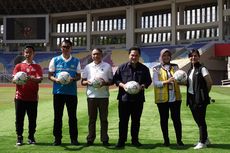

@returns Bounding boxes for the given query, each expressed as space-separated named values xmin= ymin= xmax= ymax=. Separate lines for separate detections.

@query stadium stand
xmin=111 ymin=50 xmax=129 ymax=66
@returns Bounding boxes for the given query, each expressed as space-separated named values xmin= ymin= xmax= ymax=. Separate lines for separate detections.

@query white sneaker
xmin=194 ymin=142 xmax=207 ymax=149
xmin=194 ymin=138 xmax=211 ymax=146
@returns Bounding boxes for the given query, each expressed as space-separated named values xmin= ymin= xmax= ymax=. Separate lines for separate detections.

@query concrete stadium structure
xmin=0 ymin=0 xmax=230 ymax=85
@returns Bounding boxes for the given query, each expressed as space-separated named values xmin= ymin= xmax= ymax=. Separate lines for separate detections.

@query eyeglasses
xmin=62 ymin=46 xmax=71 ymax=49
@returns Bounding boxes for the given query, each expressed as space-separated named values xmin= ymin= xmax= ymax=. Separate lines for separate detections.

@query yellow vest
xmin=154 ymin=65 xmax=181 ymax=103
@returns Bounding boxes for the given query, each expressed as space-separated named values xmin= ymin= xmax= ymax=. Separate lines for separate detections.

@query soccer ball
xmin=173 ymin=70 xmax=187 ymax=83
xmin=13 ymin=71 xmax=27 ymax=85
xmin=124 ymin=81 xmax=141 ymax=94
xmin=91 ymin=78 xmax=103 ymax=88
xmin=57 ymin=71 xmax=71 ymax=85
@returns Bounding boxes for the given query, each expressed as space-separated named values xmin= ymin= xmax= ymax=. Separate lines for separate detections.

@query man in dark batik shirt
xmin=113 ymin=46 xmax=152 ymax=148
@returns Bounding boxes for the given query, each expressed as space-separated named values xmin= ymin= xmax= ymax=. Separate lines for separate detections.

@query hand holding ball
xmin=13 ymin=71 xmax=28 ymax=85
xmin=124 ymin=81 xmax=141 ymax=94
xmin=173 ymin=70 xmax=187 ymax=83
xmin=57 ymin=71 xmax=71 ymax=85
xmin=91 ymin=78 xmax=104 ymax=88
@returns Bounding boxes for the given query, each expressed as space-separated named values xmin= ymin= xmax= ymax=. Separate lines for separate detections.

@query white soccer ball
xmin=13 ymin=71 xmax=27 ymax=85
xmin=173 ymin=70 xmax=187 ymax=83
xmin=91 ymin=78 xmax=103 ymax=88
xmin=124 ymin=81 xmax=141 ymax=95
xmin=57 ymin=71 xmax=71 ymax=85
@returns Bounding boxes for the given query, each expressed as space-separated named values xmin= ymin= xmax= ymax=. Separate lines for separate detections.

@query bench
xmin=221 ymin=79 xmax=230 ymax=86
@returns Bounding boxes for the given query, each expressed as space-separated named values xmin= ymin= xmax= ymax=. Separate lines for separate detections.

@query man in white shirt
xmin=81 ymin=48 xmax=113 ymax=146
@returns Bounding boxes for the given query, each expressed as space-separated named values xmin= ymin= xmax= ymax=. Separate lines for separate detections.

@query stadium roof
xmin=0 ymin=0 xmax=163 ymax=15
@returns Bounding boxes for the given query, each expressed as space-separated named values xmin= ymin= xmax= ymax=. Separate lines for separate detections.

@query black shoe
xmin=86 ymin=141 xmax=94 ymax=146
xmin=28 ymin=137 xmax=36 ymax=145
xmin=132 ymin=141 xmax=142 ymax=147
xmin=53 ymin=140 xmax=61 ymax=146
xmin=103 ymin=141 xmax=110 ymax=146
xmin=163 ymin=141 xmax=170 ymax=146
xmin=71 ymin=140 xmax=80 ymax=145
xmin=115 ymin=141 xmax=125 ymax=148
xmin=177 ymin=141 xmax=184 ymax=146
xmin=16 ymin=136 xmax=23 ymax=146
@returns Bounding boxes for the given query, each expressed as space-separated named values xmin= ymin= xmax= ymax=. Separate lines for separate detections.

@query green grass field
xmin=0 ymin=85 xmax=230 ymax=153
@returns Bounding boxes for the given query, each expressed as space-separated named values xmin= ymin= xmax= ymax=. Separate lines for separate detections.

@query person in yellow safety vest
xmin=153 ymin=48 xmax=184 ymax=147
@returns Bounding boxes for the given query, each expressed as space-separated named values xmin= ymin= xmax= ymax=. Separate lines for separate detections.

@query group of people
xmin=12 ymin=39 xmax=213 ymax=150
xmin=153 ymin=48 xmax=213 ymax=149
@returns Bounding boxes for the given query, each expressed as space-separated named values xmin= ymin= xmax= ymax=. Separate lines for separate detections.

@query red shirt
xmin=13 ymin=62 xmax=43 ymax=101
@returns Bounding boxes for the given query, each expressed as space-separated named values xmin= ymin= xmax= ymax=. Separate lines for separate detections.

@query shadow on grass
xmin=104 ymin=143 xmax=190 ymax=150
xmin=35 ymin=142 xmax=85 ymax=151
xmin=167 ymin=143 xmax=230 ymax=150
xmin=34 ymin=142 xmax=230 ymax=151
xmin=205 ymin=144 xmax=230 ymax=150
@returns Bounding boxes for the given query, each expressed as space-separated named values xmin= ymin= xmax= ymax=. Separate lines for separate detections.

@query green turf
xmin=0 ymin=85 xmax=230 ymax=153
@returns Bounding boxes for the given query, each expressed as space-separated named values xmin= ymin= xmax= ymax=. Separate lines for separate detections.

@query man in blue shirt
xmin=48 ymin=39 xmax=81 ymax=146
xmin=113 ymin=46 xmax=152 ymax=148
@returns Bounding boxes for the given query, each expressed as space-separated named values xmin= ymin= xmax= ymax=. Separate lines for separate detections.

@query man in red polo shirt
xmin=12 ymin=45 xmax=43 ymax=146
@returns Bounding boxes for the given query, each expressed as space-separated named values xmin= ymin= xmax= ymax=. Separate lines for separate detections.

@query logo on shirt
xmin=57 ymin=65 xmax=63 ymax=68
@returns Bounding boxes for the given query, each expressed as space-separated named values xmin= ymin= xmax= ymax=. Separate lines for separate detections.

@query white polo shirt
xmin=82 ymin=61 xmax=113 ymax=98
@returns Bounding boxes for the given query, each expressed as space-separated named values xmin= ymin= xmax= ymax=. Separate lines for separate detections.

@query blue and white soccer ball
xmin=173 ymin=70 xmax=187 ymax=83
xmin=124 ymin=81 xmax=141 ymax=94
xmin=57 ymin=71 xmax=71 ymax=85
xmin=13 ymin=71 xmax=27 ymax=85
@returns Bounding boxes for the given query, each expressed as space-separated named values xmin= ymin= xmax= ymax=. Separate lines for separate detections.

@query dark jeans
xmin=157 ymin=101 xmax=182 ymax=143
xmin=87 ymin=98 xmax=109 ymax=142
xmin=53 ymin=94 xmax=78 ymax=141
xmin=188 ymin=93 xmax=208 ymax=143
xmin=118 ymin=100 xmax=144 ymax=143
xmin=15 ymin=99 xmax=38 ymax=139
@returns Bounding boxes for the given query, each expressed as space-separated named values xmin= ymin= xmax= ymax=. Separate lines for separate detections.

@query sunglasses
xmin=62 ymin=46 xmax=71 ymax=49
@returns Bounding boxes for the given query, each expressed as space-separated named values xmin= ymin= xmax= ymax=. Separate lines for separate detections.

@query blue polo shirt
xmin=49 ymin=55 xmax=80 ymax=96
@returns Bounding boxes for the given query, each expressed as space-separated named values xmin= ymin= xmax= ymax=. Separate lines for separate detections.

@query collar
xmin=92 ymin=61 xmax=103 ymax=66
xmin=161 ymin=64 xmax=171 ymax=71
xmin=128 ymin=61 xmax=139 ymax=67
xmin=22 ymin=60 xmax=36 ymax=64
xmin=61 ymin=54 xmax=72 ymax=62
xmin=192 ymin=62 xmax=202 ymax=68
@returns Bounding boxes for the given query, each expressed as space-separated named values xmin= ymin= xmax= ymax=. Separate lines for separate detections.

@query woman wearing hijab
xmin=153 ymin=48 xmax=184 ymax=147
xmin=187 ymin=49 xmax=212 ymax=149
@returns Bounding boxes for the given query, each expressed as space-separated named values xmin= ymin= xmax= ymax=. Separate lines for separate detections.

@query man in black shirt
xmin=113 ymin=46 xmax=152 ymax=148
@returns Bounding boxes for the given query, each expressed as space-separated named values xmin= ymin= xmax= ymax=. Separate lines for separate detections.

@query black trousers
xmin=118 ymin=100 xmax=143 ymax=143
xmin=53 ymin=94 xmax=78 ymax=141
xmin=15 ymin=99 xmax=38 ymax=139
xmin=87 ymin=98 xmax=109 ymax=142
xmin=157 ymin=101 xmax=182 ymax=143
xmin=188 ymin=94 xmax=208 ymax=143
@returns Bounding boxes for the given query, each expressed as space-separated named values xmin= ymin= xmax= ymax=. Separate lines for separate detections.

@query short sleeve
xmin=36 ymin=65 xmax=43 ymax=78
xmin=108 ymin=65 xmax=113 ymax=80
xmin=81 ymin=65 xmax=88 ymax=79
xmin=76 ymin=61 xmax=81 ymax=73
xmin=201 ymin=67 xmax=209 ymax=77
xmin=12 ymin=64 xmax=20 ymax=76
xmin=48 ymin=58 xmax=55 ymax=72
